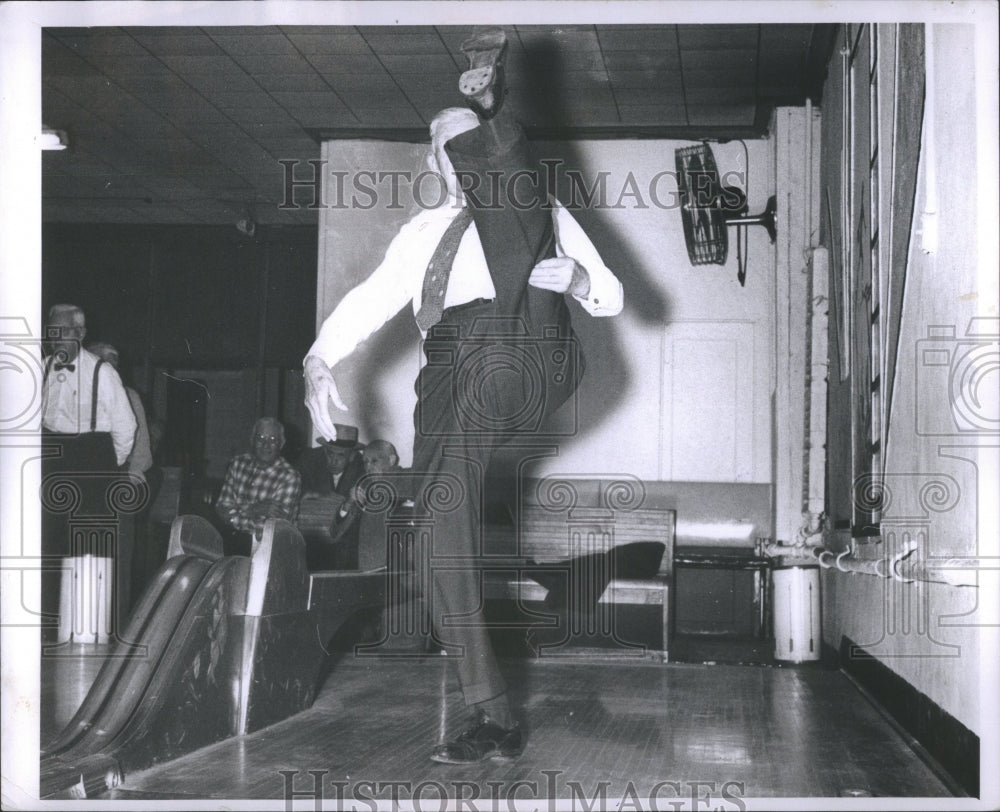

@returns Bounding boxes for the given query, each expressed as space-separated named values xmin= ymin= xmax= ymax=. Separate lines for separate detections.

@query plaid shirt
xmin=216 ymin=453 xmax=301 ymax=536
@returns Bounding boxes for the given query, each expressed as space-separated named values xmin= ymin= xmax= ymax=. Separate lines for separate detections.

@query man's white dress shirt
xmin=308 ymin=201 xmax=623 ymax=368
xmin=42 ymin=348 xmax=137 ymax=466
xmin=124 ymin=386 xmax=154 ymax=477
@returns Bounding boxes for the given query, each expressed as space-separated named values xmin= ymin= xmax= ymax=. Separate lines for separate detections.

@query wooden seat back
xmin=483 ymin=506 xmax=675 ymax=578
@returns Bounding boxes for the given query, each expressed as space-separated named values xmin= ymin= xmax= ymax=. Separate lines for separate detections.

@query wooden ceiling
xmin=42 ymin=24 xmax=836 ymax=226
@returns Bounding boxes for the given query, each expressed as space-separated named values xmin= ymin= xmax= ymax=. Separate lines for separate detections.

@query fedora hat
xmin=319 ymin=423 xmax=360 ymax=449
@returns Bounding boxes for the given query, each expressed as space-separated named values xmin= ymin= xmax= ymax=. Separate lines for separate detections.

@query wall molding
xmin=838 ymin=636 xmax=979 ymax=797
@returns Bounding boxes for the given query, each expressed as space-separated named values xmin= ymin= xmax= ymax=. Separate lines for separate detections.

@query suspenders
xmin=90 ymin=359 xmax=103 ymax=432
xmin=44 ymin=355 xmax=105 ymax=432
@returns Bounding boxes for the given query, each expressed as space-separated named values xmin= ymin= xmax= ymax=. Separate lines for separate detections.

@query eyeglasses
xmin=255 ymin=435 xmax=281 ymax=445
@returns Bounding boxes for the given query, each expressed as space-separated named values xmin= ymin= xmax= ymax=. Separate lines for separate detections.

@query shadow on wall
xmin=518 ymin=34 xmax=670 ymax=320
xmin=518 ymin=34 xmax=672 ymax=441
xmin=319 ymin=37 xmax=675 ymax=462
xmin=351 ymin=306 xmax=421 ymax=444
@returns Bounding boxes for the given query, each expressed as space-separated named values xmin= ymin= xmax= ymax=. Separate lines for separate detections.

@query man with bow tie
xmin=303 ymin=28 xmax=623 ymax=763
xmin=40 ymin=303 xmax=137 ymax=640
xmin=42 ymin=304 xmax=136 ymax=465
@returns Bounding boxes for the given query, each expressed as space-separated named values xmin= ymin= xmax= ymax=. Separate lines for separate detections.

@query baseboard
xmin=838 ymin=636 xmax=979 ymax=797
xmin=820 ymin=639 xmax=840 ymax=669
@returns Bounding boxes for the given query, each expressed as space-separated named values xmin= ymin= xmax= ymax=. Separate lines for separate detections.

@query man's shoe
xmin=430 ymin=711 xmax=523 ymax=764
xmin=458 ymin=27 xmax=508 ymax=119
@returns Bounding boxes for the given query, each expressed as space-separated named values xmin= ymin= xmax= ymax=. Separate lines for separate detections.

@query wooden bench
xmin=481 ymin=505 xmax=675 ymax=660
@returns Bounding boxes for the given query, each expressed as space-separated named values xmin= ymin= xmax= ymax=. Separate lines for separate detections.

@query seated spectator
xmin=298 ymin=423 xmax=364 ymax=500
xmin=328 ymin=439 xmax=415 ymax=570
xmin=214 ymin=417 xmax=301 ymax=556
xmin=330 ymin=439 xmax=403 ymax=538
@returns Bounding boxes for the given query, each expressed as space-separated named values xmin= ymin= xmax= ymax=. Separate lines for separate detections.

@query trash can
xmin=772 ymin=564 xmax=821 ymax=662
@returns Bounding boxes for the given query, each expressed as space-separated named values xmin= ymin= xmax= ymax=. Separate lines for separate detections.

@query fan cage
xmin=687 ymin=230 xmax=727 ymax=266
xmin=675 ymin=144 xmax=728 ymax=266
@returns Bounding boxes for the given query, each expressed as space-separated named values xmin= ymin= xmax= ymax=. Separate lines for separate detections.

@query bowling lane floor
xmin=43 ymin=648 xmax=953 ymax=803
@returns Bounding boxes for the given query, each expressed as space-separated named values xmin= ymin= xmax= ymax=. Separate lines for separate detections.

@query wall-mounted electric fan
xmin=675 ymin=143 xmax=777 ymax=286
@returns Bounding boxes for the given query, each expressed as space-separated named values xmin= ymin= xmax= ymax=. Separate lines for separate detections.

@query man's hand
xmin=249 ymin=499 xmax=285 ymax=521
xmin=339 ymin=484 xmax=363 ymax=511
xmin=528 ymin=257 xmax=591 ymax=298
xmin=304 ymin=355 xmax=347 ymax=441
xmin=216 ymin=501 xmax=238 ymax=527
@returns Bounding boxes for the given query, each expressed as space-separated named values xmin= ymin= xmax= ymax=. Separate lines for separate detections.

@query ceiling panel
xmin=351 ymin=108 xmax=426 ymax=127
xmin=282 ymin=31 xmax=374 ymax=55
xmin=210 ymin=32 xmax=303 ymax=55
xmin=50 ymin=29 xmax=148 ymax=57
xmin=614 ymin=86 xmax=687 ymax=106
xmin=677 ymin=25 xmax=759 ymax=50
xmin=680 ymin=49 xmax=758 ymax=71
xmin=102 ymin=54 xmax=170 ymax=79
xmin=288 ymin=108 xmax=362 ymax=129
xmin=616 ymin=104 xmax=691 ymax=125
xmin=602 ymin=49 xmax=683 ymax=72
xmin=379 ymin=53 xmax=459 ymax=74
xmin=119 ymin=73 xmax=201 ymax=99
xmin=269 ymin=91 xmax=353 ymax=114
xmin=253 ymin=72 xmax=333 ymax=93
xmin=41 ymin=23 xmax=837 ymax=226
xmin=305 ymin=54 xmax=391 ymax=75
xmin=42 ymin=38 xmax=102 ymax=76
xmin=129 ymin=32 xmax=225 ymax=56
xmin=222 ymin=107 xmax=300 ymax=127
xmin=336 ymin=87 xmax=411 ymax=108
xmin=596 ymin=26 xmax=677 ymax=51
xmin=688 ymin=103 xmax=757 ymax=126
xmin=227 ymin=53 xmax=318 ymax=75
xmin=360 ymin=31 xmax=453 ymax=55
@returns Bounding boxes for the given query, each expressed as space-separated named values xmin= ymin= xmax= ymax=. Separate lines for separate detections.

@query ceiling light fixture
xmin=40 ymin=127 xmax=69 ymax=151
xmin=235 ymin=204 xmax=257 ymax=238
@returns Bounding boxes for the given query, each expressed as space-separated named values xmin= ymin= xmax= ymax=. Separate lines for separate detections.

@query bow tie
xmin=53 ymin=362 xmax=75 ymax=372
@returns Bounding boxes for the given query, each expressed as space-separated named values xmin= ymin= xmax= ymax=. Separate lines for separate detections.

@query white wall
xmin=819 ymin=23 xmax=998 ymax=736
xmin=317 ymin=135 xmax=776 ymax=484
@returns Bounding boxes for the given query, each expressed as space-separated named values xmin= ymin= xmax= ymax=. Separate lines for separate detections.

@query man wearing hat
xmin=297 ymin=422 xmax=365 ymax=500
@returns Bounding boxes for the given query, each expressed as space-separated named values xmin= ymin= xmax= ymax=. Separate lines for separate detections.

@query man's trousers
xmin=410 ymin=112 xmax=584 ymax=706
xmin=41 ymin=431 xmax=137 ymax=640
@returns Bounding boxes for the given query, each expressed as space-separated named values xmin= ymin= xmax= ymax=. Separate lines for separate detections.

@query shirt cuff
xmin=574 ymin=273 xmax=623 ymax=316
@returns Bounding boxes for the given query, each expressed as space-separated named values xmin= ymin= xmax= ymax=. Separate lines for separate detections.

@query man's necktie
xmin=53 ymin=362 xmax=75 ymax=372
xmin=415 ymin=208 xmax=473 ymax=331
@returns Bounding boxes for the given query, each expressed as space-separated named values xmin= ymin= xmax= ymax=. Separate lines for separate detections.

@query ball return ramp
xmin=40 ymin=516 xmax=390 ymax=799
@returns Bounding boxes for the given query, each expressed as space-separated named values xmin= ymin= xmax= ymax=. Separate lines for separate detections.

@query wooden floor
xmin=41 ymin=641 xmax=955 ymax=803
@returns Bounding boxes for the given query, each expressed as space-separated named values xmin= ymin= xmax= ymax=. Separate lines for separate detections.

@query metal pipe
xmin=896 ymin=556 xmax=984 ymax=588
xmin=762 ymin=540 xmax=980 ymax=587
xmin=805 ymin=96 xmax=813 ymax=246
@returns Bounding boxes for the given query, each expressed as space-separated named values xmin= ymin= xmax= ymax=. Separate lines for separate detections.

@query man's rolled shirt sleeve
xmin=125 ymin=388 xmax=153 ymax=476
xmin=101 ymin=364 xmax=137 ymax=466
xmin=306 ymin=219 xmax=421 ymax=368
xmin=552 ymin=202 xmax=624 ymax=317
